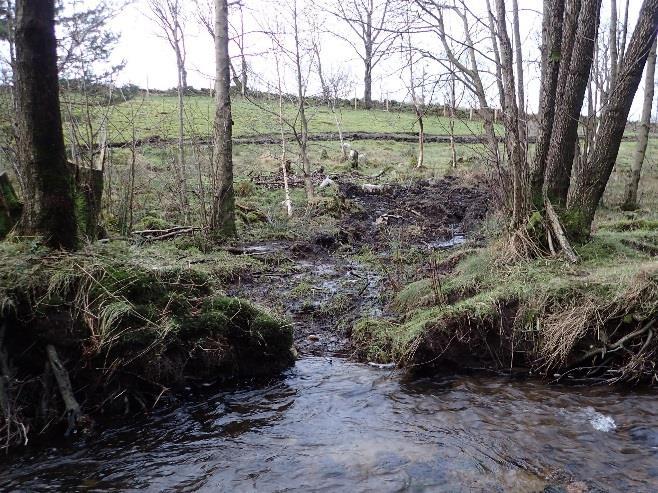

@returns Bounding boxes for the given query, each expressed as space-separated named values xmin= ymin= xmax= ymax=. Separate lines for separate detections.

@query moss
xmin=0 ymin=173 xmax=23 ymax=240
xmin=136 ymin=214 xmax=172 ymax=230
xmin=0 ymin=241 xmax=294 ymax=382
xmin=561 ymin=207 xmax=590 ymax=243
xmin=353 ymin=230 xmax=658 ymax=379
xmin=599 ymin=219 xmax=658 ymax=232
xmin=234 ymin=180 xmax=256 ymax=197
xmin=182 ymin=296 xmax=294 ymax=374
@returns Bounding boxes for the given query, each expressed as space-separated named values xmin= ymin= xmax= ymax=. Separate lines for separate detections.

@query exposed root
xmin=46 ymin=345 xmax=84 ymax=436
xmin=0 ymin=322 xmax=29 ymax=451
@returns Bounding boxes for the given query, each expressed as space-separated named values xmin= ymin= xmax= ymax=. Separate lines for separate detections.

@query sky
xmin=103 ymin=0 xmax=651 ymax=119
xmin=2 ymin=0 xmax=651 ymax=119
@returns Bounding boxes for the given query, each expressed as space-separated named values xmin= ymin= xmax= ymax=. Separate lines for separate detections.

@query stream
xmin=2 ymin=356 xmax=657 ymax=492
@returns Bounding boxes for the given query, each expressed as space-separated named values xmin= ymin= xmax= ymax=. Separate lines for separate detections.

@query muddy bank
xmin=0 ymin=244 xmax=294 ymax=450
xmin=338 ymin=175 xmax=489 ymax=250
xmin=227 ymin=177 xmax=489 ymax=356
xmin=353 ymin=234 xmax=658 ymax=385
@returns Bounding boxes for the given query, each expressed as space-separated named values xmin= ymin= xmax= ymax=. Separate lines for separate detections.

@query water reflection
xmin=2 ymin=357 xmax=658 ymax=492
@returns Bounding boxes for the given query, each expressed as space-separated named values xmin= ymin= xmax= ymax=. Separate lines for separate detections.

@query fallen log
xmin=132 ymin=225 xmax=201 ymax=241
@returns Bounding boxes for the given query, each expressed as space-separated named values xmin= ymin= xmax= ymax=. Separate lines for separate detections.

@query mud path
xmin=227 ymin=177 xmax=489 ymax=356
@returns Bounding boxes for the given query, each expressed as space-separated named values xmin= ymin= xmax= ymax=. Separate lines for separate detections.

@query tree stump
xmin=0 ymin=172 xmax=23 ymax=240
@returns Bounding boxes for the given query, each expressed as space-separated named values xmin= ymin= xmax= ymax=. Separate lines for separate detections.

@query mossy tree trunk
xmin=0 ymin=171 xmax=22 ymax=239
xmin=15 ymin=0 xmax=77 ymax=250
xmin=210 ymin=0 xmax=236 ymax=237
xmin=542 ymin=0 xmax=601 ymax=207
xmin=567 ymin=0 xmax=658 ymax=238
xmin=531 ymin=0 xmax=565 ymax=201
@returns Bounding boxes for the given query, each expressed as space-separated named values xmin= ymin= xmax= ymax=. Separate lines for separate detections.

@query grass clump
xmin=353 ymin=229 xmax=658 ymax=383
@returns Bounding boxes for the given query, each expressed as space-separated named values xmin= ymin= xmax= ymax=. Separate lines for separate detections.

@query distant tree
xmin=147 ymin=0 xmax=189 ymax=221
xmin=414 ymin=0 xmax=500 ymax=163
xmin=622 ymin=36 xmax=657 ymax=210
xmin=324 ymin=0 xmax=401 ymax=109
xmin=210 ymin=0 xmax=236 ymax=236
xmin=15 ymin=0 xmax=77 ymax=249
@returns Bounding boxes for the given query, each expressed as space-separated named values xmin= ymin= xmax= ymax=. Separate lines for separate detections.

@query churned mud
xmin=227 ymin=177 xmax=490 ymax=356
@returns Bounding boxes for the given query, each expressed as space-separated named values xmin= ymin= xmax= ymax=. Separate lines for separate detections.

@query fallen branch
xmin=544 ymin=199 xmax=579 ymax=263
xmin=132 ymin=226 xmax=201 ymax=242
xmin=46 ymin=344 xmax=82 ymax=436
xmin=568 ymin=319 xmax=656 ymax=369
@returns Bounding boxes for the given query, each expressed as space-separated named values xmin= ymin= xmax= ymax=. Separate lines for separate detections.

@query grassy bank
xmin=0 ymin=240 xmax=294 ymax=449
xmin=69 ymin=94 xmax=501 ymax=143
xmin=353 ymin=219 xmax=658 ymax=383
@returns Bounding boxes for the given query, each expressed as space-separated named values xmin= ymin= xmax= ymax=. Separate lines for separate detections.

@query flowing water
xmin=2 ymin=357 xmax=658 ymax=492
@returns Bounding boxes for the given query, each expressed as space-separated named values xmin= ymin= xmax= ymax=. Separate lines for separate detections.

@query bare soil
xmin=227 ymin=176 xmax=490 ymax=356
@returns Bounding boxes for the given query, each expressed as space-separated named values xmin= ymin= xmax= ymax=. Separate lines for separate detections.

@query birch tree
xmin=621 ymin=36 xmax=657 ymax=210
xmin=147 ymin=0 xmax=189 ymax=220
xmin=210 ymin=0 xmax=236 ymax=236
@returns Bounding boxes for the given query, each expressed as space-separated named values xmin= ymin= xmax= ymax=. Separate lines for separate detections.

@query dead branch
xmin=544 ymin=199 xmax=579 ymax=263
xmin=46 ymin=344 xmax=82 ymax=435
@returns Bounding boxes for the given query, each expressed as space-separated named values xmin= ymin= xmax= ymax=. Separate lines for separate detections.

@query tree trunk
xmin=293 ymin=0 xmax=314 ymax=201
xmin=239 ymin=4 xmax=247 ymax=96
xmin=211 ymin=0 xmax=236 ymax=236
xmin=176 ymin=53 xmax=188 ymax=222
xmin=543 ymin=0 xmax=601 ymax=206
xmin=416 ymin=114 xmax=425 ymax=168
xmin=512 ymin=0 xmax=527 ymax=149
xmin=364 ymin=56 xmax=373 ymax=110
xmin=496 ymin=0 xmax=528 ymax=229
xmin=621 ymin=36 xmax=657 ymax=210
xmin=610 ymin=0 xmax=619 ymax=89
xmin=364 ymin=8 xmax=373 ymax=110
xmin=15 ymin=0 xmax=77 ymax=250
xmin=486 ymin=0 xmax=505 ymax=109
xmin=568 ymin=0 xmax=658 ymax=238
xmin=532 ymin=0 xmax=565 ymax=200
xmin=619 ymin=0 xmax=631 ymax=59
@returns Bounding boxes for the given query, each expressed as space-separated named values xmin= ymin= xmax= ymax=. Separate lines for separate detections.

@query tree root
xmin=557 ymin=319 xmax=657 ymax=382
xmin=0 ymin=322 xmax=29 ymax=450
xmin=46 ymin=344 xmax=83 ymax=436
